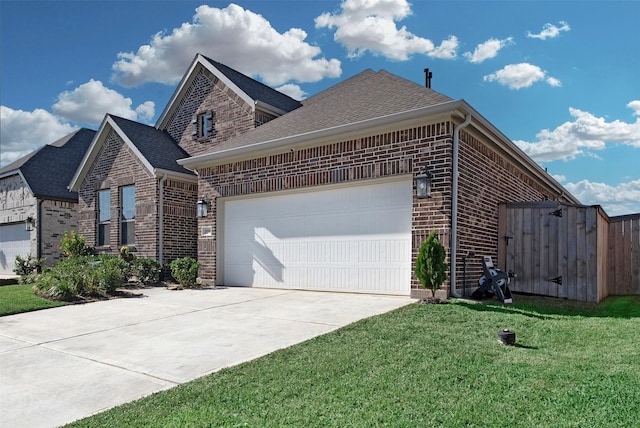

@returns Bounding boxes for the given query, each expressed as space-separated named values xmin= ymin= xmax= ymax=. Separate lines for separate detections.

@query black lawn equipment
xmin=471 ymin=255 xmax=513 ymax=304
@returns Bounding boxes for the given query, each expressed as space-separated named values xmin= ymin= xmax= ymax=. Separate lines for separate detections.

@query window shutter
xmin=191 ymin=114 xmax=198 ymax=139
xmin=206 ymin=110 xmax=214 ymax=134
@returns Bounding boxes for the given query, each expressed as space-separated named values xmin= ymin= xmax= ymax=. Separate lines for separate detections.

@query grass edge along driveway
xmin=68 ymin=295 xmax=640 ymax=427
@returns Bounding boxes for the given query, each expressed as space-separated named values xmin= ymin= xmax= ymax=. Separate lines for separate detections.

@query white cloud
xmin=484 ymin=63 xmax=560 ymax=90
xmin=628 ymin=100 xmax=640 ymax=115
xmin=52 ymin=79 xmax=155 ymax=125
xmin=112 ymin=4 xmax=341 ymax=88
xmin=275 ymin=84 xmax=306 ymax=101
xmin=564 ymin=179 xmax=640 ymax=216
xmin=527 ymin=21 xmax=570 ymax=40
xmin=0 ymin=106 xmax=78 ymax=167
xmin=551 ymin=174 xmax=566 ymax=183
xmin=463 ymin=37 xmax=513 ymax=63
xmin=315 ymin=0 xmax=458 ymax=61
xmin=514 ymin=101 xmax=640 ymax=162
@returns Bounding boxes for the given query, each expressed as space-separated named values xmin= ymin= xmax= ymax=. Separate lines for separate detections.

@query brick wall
xmin=77 ymin=129 xmax=158 ymax=258
xmin=197 ymin=121 xmax=454 ymax=287
xmin=163 ymin=67 xmax=255 ymax=156
xmin=455 ymin=129 xmax=560 ymax=289
xmin=161 ymin=179 xmax=198 ymax=267
xmin=40 ymin=200 xmax=78 ymax=266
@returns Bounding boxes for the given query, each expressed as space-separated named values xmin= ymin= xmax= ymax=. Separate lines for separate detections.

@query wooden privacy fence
xmin=608 ymin=213 xmax=640 ymax=295
xmin=498 ymin=202 xmax=639 ymax=302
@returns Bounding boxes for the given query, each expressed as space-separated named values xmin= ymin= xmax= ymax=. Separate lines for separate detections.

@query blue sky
xmin=1 ymin=0 xmax=639 ymax=215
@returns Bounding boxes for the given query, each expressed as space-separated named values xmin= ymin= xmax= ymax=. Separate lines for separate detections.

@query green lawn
xmin=0 ymin=283 xmax=66 ymax=316
xmin=68 ymin=295 xmax=640 ymax=427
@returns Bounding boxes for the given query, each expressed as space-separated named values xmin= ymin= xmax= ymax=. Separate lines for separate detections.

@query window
xmin=191 ymin=110 xmax=215 ymax=139
xmin=97 ymin=189 xmax=110 ymax=246
xmin=120 ymin=185 xmax=135 ymax=246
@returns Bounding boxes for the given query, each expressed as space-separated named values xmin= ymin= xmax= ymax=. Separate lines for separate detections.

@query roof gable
xmin=69 ymin=116 xmax=195 ymax=191
xmin=0 ymin=129 xmax=95 ymax=201
xmin=156 ymin=54 xmax=301 ymax=130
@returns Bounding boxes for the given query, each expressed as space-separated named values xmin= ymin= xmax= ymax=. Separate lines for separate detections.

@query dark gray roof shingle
xmin=201 ymin=55 xmax=302 ymax=113
xmin=110 ymin=116 xmax=195 ymax=176
xmin=0 ymin=128 xmax=96 ymax=201
xmin=198 ymin=69 xmax=452 ymax=156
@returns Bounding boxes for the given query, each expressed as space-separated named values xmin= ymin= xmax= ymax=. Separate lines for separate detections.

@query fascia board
xmin=155 ymin=55 xmax=202 ymax=130
xmin=108 ymin=117 xmax=156 ymax=176
xmin=255 ymin=100 xmax=288 ymax=117
xmin=153 ymin=168 xmax=198 ymax=183
xmin=68 ymin=115 xmax=110 ymax=191
xmin=200 ymin=58 xmax=255 ymax=110
xmin=179 ymin=100 xmax=463 ymax=168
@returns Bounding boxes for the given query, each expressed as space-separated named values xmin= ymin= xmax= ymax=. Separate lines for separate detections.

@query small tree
xmin=415 ymin=231 xmax=448 ymax=298
xmin=58 ymin=231 xmax=94 ymax=257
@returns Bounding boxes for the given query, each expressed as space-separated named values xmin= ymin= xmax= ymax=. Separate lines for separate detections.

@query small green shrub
xmin=135 ymin=258 xmax=161 ymax=285
xmin=14 ymin=254 xmax=45 ymax=281
xmin=32 ymin=255 xmax=128 ymax=301
xmin=415 ymin=230 xmax=448 ymax=298
xmin=58 ymin=231 xmax=94 ymax=257
xmin=170 ymin=257 xmax=200 ymax=288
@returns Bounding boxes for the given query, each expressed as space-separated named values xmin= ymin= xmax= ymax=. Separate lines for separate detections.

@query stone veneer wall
xmin=0 ymin=174 xmax=38 ymax=258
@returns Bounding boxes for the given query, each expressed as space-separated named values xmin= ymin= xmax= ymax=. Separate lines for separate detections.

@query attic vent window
xmin=192 ymin=111 xmax=215 ymax=139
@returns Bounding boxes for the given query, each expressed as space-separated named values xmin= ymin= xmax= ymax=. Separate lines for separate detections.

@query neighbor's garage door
xmin=0 ymin=223 xmax=31 ymax=275
xmin=221 ymin=180 xmax=412 ymax=295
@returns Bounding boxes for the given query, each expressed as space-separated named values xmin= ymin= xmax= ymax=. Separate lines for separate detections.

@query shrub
xmin=170 ymin=257 xmax=200 ymax=288
xmin=32 ymin=255 xmax=128 ymax=301
xmin=14 ymin=254 xmax=45 ymax=281
xmin=135 ymin=258 xmax=161 ymax=285
xmin=415 ymin=231 xmax=448 ymax=298
xmin=119 ymin=246 xmax=137 ymax=280
xmin=58 ymin=231 xmax=94 ymax=257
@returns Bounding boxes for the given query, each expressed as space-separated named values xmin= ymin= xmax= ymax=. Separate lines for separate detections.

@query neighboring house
xmin=69 ymin=54 xmax=302 ymax=270
xmin=68 ymin=53 xmax=580 ymax=297
xmin=0 ymin=129 xmax=95 ymax=274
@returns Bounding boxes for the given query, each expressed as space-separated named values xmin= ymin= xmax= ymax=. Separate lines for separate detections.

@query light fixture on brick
xmin=416 ymin=166 xmax=433 ymax=199
xmin=196 ymin=196 xmax=210 ymax=218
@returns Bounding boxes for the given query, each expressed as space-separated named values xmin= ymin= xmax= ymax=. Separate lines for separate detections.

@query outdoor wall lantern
xmin=196 ymin=196 xmax=210 ymax=218
xmin=415 ymin=166 xmax=433 ymax=199
xmin=25 ymin=216 xmax=35 ymax=231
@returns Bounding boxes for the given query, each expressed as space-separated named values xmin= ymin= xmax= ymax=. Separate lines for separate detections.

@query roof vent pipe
xmin=424 ymin=68 xmax=432 ymax=88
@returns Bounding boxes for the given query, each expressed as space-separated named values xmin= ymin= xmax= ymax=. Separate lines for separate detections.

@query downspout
xmin=37 ymin=199 xmax=43 ymax=262
xmin=158 ymin=174 xmax=167 ymax=267
xmin=450 ymin=113 xmax=472 ymax=298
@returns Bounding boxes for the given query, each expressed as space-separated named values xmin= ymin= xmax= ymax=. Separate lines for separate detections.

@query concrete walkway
xmin=0 ymin=286 xmax=414 ymax=427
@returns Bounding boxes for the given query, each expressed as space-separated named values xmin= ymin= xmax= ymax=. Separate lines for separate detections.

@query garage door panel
xmin=222 ymin=180 xmax=412 ymax=295
xmin=0 ymin=224 xmax=31 ymax=275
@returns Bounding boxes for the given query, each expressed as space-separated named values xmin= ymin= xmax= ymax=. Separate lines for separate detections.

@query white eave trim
xmin=179 ymin=100 xmax=463 ymax=168
xmin=153 ymin=168 xmax=197 ymax=182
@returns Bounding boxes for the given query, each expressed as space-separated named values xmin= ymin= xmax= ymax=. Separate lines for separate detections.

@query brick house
xmin=70 ymin=53 xmax=579 ymax=296
xmin=69 ymin=54 xmax=301 ymax=269
xmin=0 ymin=129 xmax=95 ymax=274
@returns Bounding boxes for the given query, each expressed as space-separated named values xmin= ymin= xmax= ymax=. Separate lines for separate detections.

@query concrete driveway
xmin=0 ymin=286 xmax=414 ymax=427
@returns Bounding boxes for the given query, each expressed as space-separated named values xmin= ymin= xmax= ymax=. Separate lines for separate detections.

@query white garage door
xmin=221 ymin=179 xmax=412 ymax=295
xmin=0 ymin=223 xmax=31 ymax=275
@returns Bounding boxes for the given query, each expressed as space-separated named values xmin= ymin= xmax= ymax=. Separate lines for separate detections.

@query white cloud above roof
xmin=564 ymin=179 xmax=640 ymax=216
xmin=463 ymin=37 xmax=513 ymax=63
xmin=483 ymin=63 xmax=560 ymax=90
xmin=514 ymin=101 xmax=640 ymax=162
xmin=315 ymin=0 xmax=458 ymax=60
xmin=52 ymin=79 xmax=155 ymax=124
xmin=112 ymin=4 xmax=341 ymax=88
xmin=0 ymin=106 xmax=77 ymax=167
xmin=527 ymin=21 xmax=571 ymax=40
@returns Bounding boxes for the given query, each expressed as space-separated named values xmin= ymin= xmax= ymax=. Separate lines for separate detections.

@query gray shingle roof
xmin=201 ymin=55 xmax=302 ymax=113
xmin=198 ymin=69 xmax=452 ymax=156
xmin=0 ymin=128 xmax=96 ymax=201
xmin=110 ymin=116 xmax=195 ymax=176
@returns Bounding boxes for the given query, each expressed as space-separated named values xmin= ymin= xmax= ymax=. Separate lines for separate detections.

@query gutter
xmin=450 ymin=113 xmax=472 ymax=298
